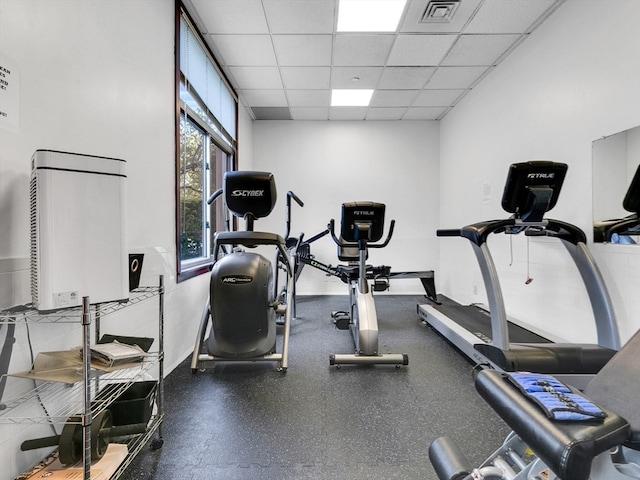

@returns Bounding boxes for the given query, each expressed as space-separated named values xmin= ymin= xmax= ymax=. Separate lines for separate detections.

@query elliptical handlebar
xmin=207 ymin=188 xmax=223 ymax=205
xmin=287 ymin=190 xmax=304 ymax=208
xmin=207 ymin=187 xmax=231 ymax=238
xmin=285 ymin=190 xmax=304 ymax=241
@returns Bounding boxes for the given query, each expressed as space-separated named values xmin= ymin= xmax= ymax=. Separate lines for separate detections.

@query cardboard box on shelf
xmin=25 ymin=443 xmax=128 ymax=480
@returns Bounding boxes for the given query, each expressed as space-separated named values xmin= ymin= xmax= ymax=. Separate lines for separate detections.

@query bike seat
xmin=337 ymin=239 xmax=367 ymax=262
xmin=336 ymin=264 xmax=360 ymax=282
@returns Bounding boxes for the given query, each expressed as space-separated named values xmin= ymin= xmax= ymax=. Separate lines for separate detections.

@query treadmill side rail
xmin=561 ymin=240 xmax=620 ymax=350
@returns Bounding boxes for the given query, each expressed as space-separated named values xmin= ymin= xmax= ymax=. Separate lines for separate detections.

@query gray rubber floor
xmin=123 ymin=294 xmax=510 ymax=479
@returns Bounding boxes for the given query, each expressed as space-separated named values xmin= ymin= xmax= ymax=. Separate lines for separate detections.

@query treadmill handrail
xmin=438 ymin=217 xmax=619 ymax=352
xmin=604 ymin=214 xmax=639 ymax=242
xmin=437 ymin=218 xmax=587 ymax=247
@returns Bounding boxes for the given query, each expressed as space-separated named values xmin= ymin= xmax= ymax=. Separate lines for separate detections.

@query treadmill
xmin=418 ymin=161 xmax=620 ymax=388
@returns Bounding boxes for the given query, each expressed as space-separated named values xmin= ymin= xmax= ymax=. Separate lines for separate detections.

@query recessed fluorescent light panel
xmin=331 ymin=89 xmax=374 ymax=106
xmin=337 ymin=0 xmax=407 ymax=32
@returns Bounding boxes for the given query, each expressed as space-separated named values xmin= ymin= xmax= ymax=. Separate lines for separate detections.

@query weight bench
xmin=430 ymin=328 xmax=640 ymax=480
xmin=475 ymin=370 xmax=629 ymax=479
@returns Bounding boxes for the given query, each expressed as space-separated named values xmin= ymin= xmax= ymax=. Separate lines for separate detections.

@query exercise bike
xmin=299 ymin=201 xmax=409 ymax=367
xmin=190 ymin=171 xmax=303 ymax=373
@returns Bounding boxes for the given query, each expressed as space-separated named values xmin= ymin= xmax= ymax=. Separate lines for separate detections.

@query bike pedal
xmin=373 ymin=280 xmax=389 ymax=292
xmin=333 ymin=315 xmax=351 ymax=330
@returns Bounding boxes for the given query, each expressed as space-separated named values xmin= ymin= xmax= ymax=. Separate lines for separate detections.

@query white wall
xmin=592 ymin=126 xmax=640 ymax=222
xmin=251 ymin=120 xmax=440 ymax=295
xmin=238 ymin=103 xmax=254 ymax=170
xmin=0 ymin=1 xmax=212 ymax=477
xmin=438 ymin=0 xmax=640 ymax=345
xmin=1 ymin=0 xmax=638 ymax=477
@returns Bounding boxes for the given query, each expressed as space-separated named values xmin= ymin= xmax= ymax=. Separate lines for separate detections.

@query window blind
xmin=180 ymin=15 xmax=236 ymax=140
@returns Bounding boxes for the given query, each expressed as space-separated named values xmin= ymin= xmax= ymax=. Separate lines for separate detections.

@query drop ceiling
xmin=182 ymin=0 xmax=565 ymax=121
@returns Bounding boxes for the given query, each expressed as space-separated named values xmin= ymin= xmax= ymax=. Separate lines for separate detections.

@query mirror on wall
xmin=592 ymin=126 xmax=640 ymax=244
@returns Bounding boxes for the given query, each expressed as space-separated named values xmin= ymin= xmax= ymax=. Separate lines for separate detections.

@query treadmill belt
xmin=432 ymin=296 xmax=550 ymax=344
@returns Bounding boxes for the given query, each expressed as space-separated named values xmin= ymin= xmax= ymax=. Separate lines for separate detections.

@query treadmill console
xmin=501 ymin=161 xmax=568 ymax=222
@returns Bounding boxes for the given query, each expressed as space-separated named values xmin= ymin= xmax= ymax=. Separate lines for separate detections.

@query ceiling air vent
xmin=251 ymin=107 xmax=292 ymax=121
xmin=421 ymin=0 xmax=460 ymax=23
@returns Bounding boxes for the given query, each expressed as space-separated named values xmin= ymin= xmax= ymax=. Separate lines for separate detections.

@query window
xmin=176 ymin=7 xmax=238 ymax=281
xmin=178 ymin=115 xmax=206 ymax=264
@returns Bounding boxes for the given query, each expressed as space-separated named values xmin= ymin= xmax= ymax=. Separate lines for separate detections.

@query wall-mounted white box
xmin=30 ymin=150 xmax=128 ymax=311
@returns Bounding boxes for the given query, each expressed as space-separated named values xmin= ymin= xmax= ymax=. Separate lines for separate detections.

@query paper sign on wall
xmin=0 ymin=53 xmax=19 ymax=131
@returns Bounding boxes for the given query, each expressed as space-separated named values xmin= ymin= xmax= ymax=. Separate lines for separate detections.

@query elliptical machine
xmin=190 ymin=171 xmax=300 ymax=373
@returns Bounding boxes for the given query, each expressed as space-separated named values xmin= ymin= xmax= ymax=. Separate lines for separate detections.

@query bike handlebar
xmin=371 ymin=219 xmax=395 ymax=249
xmin=327 ymin=219 xmax=395 ymax=249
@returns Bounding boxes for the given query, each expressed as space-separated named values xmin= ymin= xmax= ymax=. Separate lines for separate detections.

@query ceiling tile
xmin=442 ymin=34 xmax=521 ymax=66
xmin=387 ymin=34 xmax=458 ymax=66
xmin=399 ymin=0 xmax=482 ymax=33
xmin=331 ymin=67 xmax=383 ymax=89
xmin=191 ymin=0 xmax=268 ymax=34
xmin=367 ymin=108 xmax=407 ymax=120
xmin=228 ymin=66 xmax=283 ymax=89
xmin=464 ymin=0 xmax=558 ymax=34
xmin=403 ymin=106 xmax=447 ymax=120
xmin=209 ymin=35 xmax=277 ymax=66
xmin=333 ymin=35 xmax=395 ymax=66
xmin=187 ymin=0 xmax=564 ymax=120
xmin=425 ymin=66 xmax=489 ymax=89
xmin=378 ymin=66 xmax=436 ymax=89
xmin=280 ymin=66 xmax=331 ymax=89
xmin=263 ymin=0 xmax=335 ymax=34
xmin=372 ymin=90 xmax=419 ymax=107
xmin=329 ymin=107 xmax=368 ymax=120
xmin=413 ymin=89 xmax=465 ymax=106
xmin=273 ymin=35 xmax=333 ymax=66
xmin=290 ymin=107 xmax=330 ymax=120
xmin=240 ymin=89 xmax=288 ymax=106
xmin=286 ymin=89 xmax=331 ymax=107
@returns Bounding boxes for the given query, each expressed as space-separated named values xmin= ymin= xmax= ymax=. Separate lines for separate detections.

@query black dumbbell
xmin=21 ymin=410 xmax=146 ymax=465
